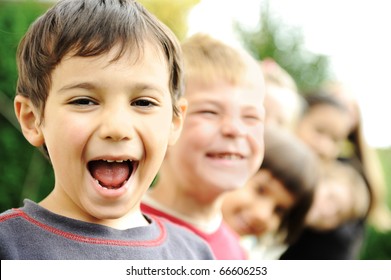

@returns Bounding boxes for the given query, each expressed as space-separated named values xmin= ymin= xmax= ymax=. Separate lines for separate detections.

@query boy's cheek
xmin=42 ymin=119 xmax=86 ymax=151
xmin=249 ymin=126 xmax=265 ymax=150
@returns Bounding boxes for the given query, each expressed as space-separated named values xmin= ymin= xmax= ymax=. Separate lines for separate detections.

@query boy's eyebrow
xmin=191 ymin=99 xmax=221 ymax=107
xmin=58 ymin=82 xmax=166 ymax=95
xmin=191 ymin=99 xmax=265 ymax=111
xmin=243 ymin=104 xmax=265 ymax=115
xmin=58 ymin=82 xmax=96 ymax=92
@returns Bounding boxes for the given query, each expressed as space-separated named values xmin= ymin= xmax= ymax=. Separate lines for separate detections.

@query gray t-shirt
xmin=0 ymin=199 xmax=214 ymax=260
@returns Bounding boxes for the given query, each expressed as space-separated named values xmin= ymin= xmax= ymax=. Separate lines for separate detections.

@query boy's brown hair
xmin=17 ymin=0 xmax=183 ymax=118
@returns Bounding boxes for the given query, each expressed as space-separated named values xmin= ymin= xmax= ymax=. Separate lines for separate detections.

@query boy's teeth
xmin=105 ymin=159 xmax=125 ymax=163
xmin=217 ymin=154 xmax=240 ymax=159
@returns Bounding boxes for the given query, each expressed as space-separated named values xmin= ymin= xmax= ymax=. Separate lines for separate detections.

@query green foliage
xmin=377 ymin=148 xmax=391 ymax=206
xmin=0 ymin=1 xmax=54 ymax=212
xmin=360 ymin=148 xmax=391 ymax=259
xmin=360 ymin=226 xmax=391 ymax=259
xmin=234 ymin=0 xmax=333 ymax=93
xmin=361 ymin=147 xmax=391 ymax=260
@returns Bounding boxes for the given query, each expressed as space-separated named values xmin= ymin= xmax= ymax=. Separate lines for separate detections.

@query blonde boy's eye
xmin=201 ymin=110 xmax=217 ymax=115
xmin=242 ymin=109 xmax=264 ymax=123
xmin=131 ymin=98 xmax=157 ymax=107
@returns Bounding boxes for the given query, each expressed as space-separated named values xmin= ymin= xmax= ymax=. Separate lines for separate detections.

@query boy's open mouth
xmin=88 ymin=160 xmax=134 ymax=189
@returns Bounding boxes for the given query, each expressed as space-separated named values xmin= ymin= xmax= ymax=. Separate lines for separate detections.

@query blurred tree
xmin=377 ymin=148 xmax=391 ymax=207
xmin=0 ymin=0 xmax=53 ymax=212
xmin=234 ymin=0 xmax=333 ymax=93
xmin=360 ymin=148 xmax=391 ymax=259
xmin=138 ymin=0 xmax=200 ymax=40
xmin=360 ymin=225 xmax=391 ymax=259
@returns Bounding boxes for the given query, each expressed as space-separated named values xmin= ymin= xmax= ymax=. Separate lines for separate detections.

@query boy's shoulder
xmin=0 ymin=206 xmax=25 ymax=224
xmin=0 ymin=208 xmax=15 ymax=217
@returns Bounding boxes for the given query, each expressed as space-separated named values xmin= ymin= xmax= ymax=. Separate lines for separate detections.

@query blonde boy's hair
xmin=181 ymin=33 xmax=261 ymax=88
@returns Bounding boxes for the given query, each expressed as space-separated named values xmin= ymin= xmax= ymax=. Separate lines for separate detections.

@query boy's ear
xmin=168 ymin=97 xmax=187 ymax=146
xmin=14 ymin=95 xmax=45 ymax=147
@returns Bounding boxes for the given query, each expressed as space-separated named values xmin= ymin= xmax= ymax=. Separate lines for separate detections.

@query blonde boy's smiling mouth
xmin=205 ymin=151 xmax=245 ymax=160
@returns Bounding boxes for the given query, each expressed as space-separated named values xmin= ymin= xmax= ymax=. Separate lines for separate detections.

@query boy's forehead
xmin=63 ymin=40 xmax=166 ymax=65
xmin=185 ymin=81 xmax=264 ymax=110
xmin=49 ymin=42 xmax=170 ymax=92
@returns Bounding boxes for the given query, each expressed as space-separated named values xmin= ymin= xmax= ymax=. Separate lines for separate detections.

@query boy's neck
xmin=146 ymin=184 xmax=224 ymax=231
xmin=143 ymin=191 xmax=223 ymax=233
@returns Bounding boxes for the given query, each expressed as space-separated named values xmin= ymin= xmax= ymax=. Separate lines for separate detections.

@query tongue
xmin=89 ymin=161 xmax=130 ymax=189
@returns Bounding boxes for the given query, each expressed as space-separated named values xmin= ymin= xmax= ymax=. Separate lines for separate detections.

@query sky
xmin=187 ymin=0 xmax=391 ymax=148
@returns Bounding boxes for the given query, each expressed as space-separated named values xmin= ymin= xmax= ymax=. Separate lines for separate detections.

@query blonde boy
xmin=142 ymin=33 xmax=265 ymax=259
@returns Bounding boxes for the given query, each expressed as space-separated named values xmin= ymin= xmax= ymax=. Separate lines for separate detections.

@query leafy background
xmin=0 ymin=0 xmax=389 ymax=259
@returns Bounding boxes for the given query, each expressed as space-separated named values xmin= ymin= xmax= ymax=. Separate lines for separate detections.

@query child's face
xmin=166 ymin=79 xmax=265 ymax=195
xmin=296 ymin=104 xmax=351 ymax=162
xmin=222 ymin=169 xmax=294 ymax=236
xmin=305 ymin=178 xmax=353 ymax=231
xmin=264 ymin=88 xmax=287 ymax=127
xmin=264 ymin=84 xmax=300 ymax=130
xmin=21 ymin=43 xmax=183 ymax=222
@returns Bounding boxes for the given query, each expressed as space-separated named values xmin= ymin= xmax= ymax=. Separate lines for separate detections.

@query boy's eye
xmin=315 ymin=126 xmax=326 ymax=135
xmin=255 ymin=185 xmax=266 ymax=195
xmin=200 ymin=110 xmax=218 ymax=115
xmin=242 ymin=109 xmax=264 ymax=123
xmin=131 ymin=99 xmax=157 ymax=107
xmin=243 ymin=114 xmax=260 ymax=121
xmin=69 ymin=98 xmax=96 ymax=106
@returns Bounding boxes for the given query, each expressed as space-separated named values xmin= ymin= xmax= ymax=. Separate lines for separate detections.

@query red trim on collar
xmin=1 ymin=209 xmax=166 ymax=247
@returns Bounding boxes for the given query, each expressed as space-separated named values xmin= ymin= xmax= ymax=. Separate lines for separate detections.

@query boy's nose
xmin=99 ymin=106 xmax=134 ymax=141
xmin=254 ymin=202 xmax=273 ymax=222
xmin=220 ymin=116 xmax=246 ymax=137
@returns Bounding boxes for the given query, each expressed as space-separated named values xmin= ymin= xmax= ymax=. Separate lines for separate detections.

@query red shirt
xmin=141 ymin=202 xmax=247 ymax=260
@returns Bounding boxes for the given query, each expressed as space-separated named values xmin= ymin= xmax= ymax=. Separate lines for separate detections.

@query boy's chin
xmin=214 ymin=180 xmax=245 ymax=191
xmin=86 ymin=204 xmax=133 ymax=223
xmin=208 ymin=182 xmax=243 ymax=196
